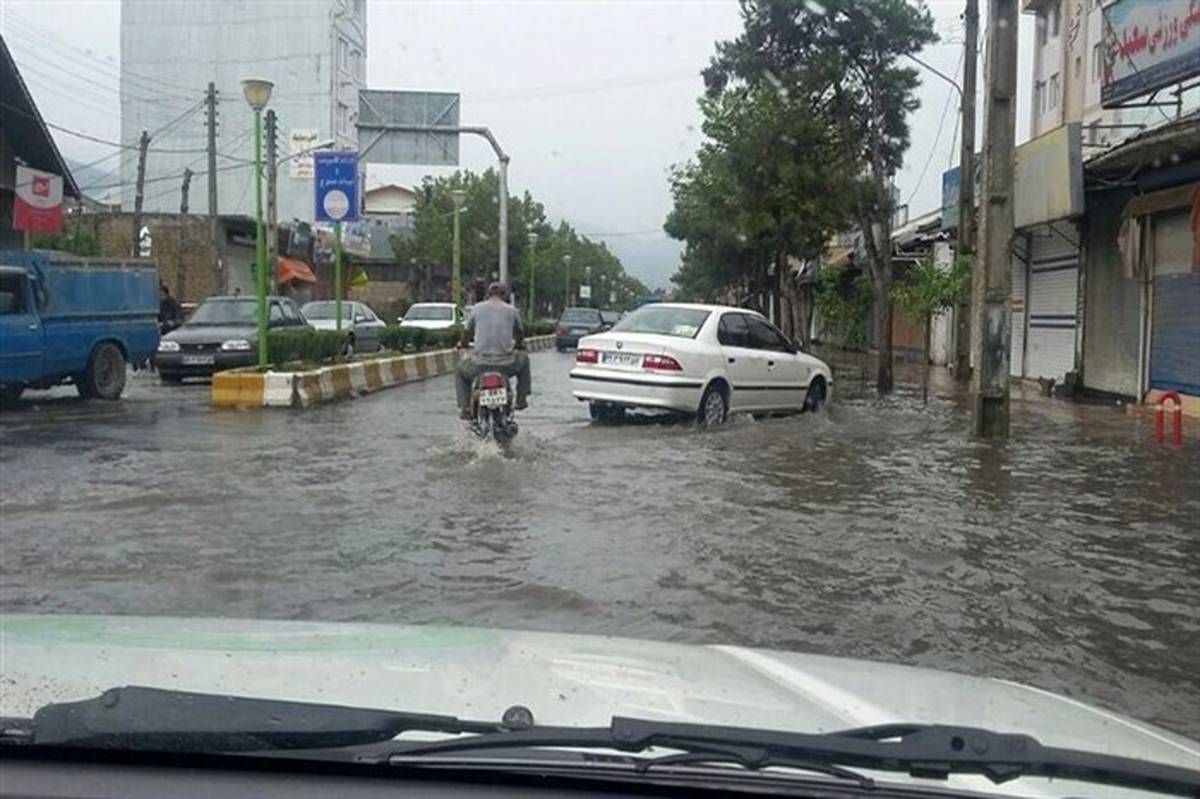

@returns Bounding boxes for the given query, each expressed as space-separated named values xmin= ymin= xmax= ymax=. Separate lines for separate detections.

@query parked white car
xmin=399 ymin=302 xmax=460 ymax=330
xmin=570 ymin=303 xmax=832 ymax=425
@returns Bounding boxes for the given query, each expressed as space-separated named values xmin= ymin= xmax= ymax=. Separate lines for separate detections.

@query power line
xmin=905 ymin=47 xmax=964 ymax=207
xmin=0 ymin=100 xmax=208 ymax=154
xmin=1 ymin=12 xmax=202 ymax=98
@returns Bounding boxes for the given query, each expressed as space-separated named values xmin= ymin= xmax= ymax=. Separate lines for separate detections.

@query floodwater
xmin=1 ymin=351 xmax=1198 ymax=738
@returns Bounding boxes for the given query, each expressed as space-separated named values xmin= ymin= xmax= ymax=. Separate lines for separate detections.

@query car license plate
xmin=602 ymin=351 xmax=640 ymax=367
xmin=181 ymin=355 xmax=215 ymax=366
xmin=571 ymin=328 xmax=588 ymax=335
xmin=478 ymin=388 xmax=507 ymax=408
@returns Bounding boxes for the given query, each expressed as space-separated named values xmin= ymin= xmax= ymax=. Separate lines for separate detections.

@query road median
xmin=211 ymin=335 xmax=555 ymax=409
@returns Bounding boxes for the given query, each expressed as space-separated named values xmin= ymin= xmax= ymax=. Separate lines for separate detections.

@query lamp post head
xmin=450 ymin=189 xmax=467 ymax=208
xmin=241 ymin=78 xmax=274 ymax=112
xmin=528 ymin=232 xmax=539 ymax=246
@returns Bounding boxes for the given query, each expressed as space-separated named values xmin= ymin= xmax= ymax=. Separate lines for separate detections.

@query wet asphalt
xmin=1 ymin=351 xmax=1198 ymax=738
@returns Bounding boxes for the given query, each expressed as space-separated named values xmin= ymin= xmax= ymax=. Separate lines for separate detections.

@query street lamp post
xmin=563 ymin=253 xmax=572 ymax=313
xmin=241 ymin=78 xmax=274 ymax=370
xmin=526 ymin=231 xmax=539 ymax=324
xmin=451 ymin=188 xmax=466 ymax=315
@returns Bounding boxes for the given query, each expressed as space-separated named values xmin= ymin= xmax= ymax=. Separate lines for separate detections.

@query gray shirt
xmin=467 ymin=298 xmax=522 ymax=362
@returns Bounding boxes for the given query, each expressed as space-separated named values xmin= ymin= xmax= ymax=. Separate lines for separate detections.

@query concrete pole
xmin=131 ymin=130 xmax=150 ymax=258
xmin=180 ymin=168 xmax=192 ymax=300
xmin=498 ymin=155 xmax=510 ymax=285
xmin=954 ymin=0 xmax=979 ymax=381
xmin=971 ymin=0 xmax=1018 ymax=439
xmin=253 ymin=109 xmax=268 ymax=370
xmin=205 ymin=82 xmax=221 ymax=292
xmin=451 ymin=189 xmax=465 ymax=314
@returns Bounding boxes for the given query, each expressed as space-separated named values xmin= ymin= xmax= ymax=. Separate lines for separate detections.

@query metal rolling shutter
xmin=1010 ymin=251 xmax=1027 ymax=377
xmin=1150 ymin=211 xmax=1200 ymax=395
xmin=1025 ymin=229 xmax=1078 ymax=380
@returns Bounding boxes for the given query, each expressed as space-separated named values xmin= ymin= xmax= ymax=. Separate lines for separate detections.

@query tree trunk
xmin=922 ymin=312 xmax=931 ymax=405
xmin=875 ymin=276 xmax=894 ymax=395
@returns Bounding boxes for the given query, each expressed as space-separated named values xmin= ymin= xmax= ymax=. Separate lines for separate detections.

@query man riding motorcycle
xmin=455 ymin=282 xmax=531 ymax=420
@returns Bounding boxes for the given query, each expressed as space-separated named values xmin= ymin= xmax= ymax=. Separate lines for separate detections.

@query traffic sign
xmin=313 ymin=151 xmax=359 ymax=223
xmin=579 ymin=285 xmax=592 ymax=300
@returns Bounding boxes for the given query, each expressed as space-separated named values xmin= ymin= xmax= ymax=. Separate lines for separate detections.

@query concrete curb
xmin=211 ymin=335 xmax=555 ymax=409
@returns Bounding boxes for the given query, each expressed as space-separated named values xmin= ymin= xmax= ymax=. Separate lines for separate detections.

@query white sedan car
xmin=570 ymin=303 xmax=832 ymax=425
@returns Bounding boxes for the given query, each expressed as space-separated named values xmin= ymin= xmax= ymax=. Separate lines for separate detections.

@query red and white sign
xmin=12 ymin=165 xmax=64 ymax=233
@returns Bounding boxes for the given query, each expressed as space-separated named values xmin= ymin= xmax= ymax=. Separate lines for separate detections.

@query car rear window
xmin=561 ymin=308 xmax=601 ymax=323
xmin=612 ymin=307 xmax=710 ymax=339
xmin=406 ymin=305 xmax=454 ymax=321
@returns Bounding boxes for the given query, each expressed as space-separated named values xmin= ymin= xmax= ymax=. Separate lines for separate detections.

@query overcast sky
xmin=1 ymin=0 xmax=1033 ymax=289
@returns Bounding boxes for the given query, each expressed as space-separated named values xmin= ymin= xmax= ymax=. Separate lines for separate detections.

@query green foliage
xmin=892 ymin=256 xmax=971 ymax=321
xmin=815 ymin=267 xmax=873 ymax=351
xmin=30 ymin=224 xmax=100 ymax=257
xmin=392 ymin=171 xmax=648 ymax=315
xmin=266 ymin=329 xmax=347 ymax=367
xmin=526 ymin=320 xmax=556 ymax=336
xmin=379 ymin=325 xmax=461 ymax=352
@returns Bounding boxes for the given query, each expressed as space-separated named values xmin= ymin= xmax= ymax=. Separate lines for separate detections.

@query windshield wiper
xmin=0 ymin=686 xmax=504 ymax=753
xmin=3 ymin=687 xmax=1198 ymax=797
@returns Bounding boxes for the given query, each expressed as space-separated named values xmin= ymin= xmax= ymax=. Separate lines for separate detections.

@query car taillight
xmin=642 ymin=354 xmax=682 ymax=371
xmin=576 ymin=349 xmax=598 ymax=364
xmin=479 ymin=373 xmax=505 ymax=390
xmin=556 ymin=325 xmax=568 ymax=336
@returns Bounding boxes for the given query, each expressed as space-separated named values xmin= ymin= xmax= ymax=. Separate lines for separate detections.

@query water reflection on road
xmin=1 ymin=352 xmax=1198 ymax=737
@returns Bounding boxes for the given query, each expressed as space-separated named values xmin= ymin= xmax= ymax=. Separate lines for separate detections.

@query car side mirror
xmin=792 ymin=338 xmax=805 ymax=353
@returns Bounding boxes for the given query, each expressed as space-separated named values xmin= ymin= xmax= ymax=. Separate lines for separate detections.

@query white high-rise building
xmin=119 ymin=0 xmax=366 ymax=224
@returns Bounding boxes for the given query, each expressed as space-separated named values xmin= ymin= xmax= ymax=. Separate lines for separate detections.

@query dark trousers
xmin=455 ymin=352 xmax=531 ymax=411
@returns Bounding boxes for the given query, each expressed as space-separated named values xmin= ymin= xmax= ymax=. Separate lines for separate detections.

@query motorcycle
xmin=469 ymin=371 xmax=519 ymax=444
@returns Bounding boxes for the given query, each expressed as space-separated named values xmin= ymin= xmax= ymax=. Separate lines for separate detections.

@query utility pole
xmin=179 ymin=167 xmax=193 ymax=300
xmin=130 ymin=130 xmax=150 ymax=258
xmin=954 ymin=0 xmax=979 ymax=382
xmin=451 ymin=189 xmax=465 ymax=313
xmin=498 ymin=155 xmax=510 ymax=285
xmin=971 ymin=0 xmax=1018 ymax=439
xmin=265 ymin=109 xmax=279 ymax=269
xmin=205 ymin=82 xmax=221 ymax=291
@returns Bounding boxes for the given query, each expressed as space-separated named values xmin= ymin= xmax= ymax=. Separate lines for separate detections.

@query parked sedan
xmin=155 ymin=296 xmax=311 ymax=382
xmin=569 ymin=303 xmax=832 ymax=425
xmin=554 ymin=307 xmax=607 ymax=350
xmin=301 ymin=300 xmax=385 ymax=353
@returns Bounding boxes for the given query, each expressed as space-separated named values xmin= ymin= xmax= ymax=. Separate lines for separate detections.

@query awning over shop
xmin=276 ymin=256 xmax=316 ymax=284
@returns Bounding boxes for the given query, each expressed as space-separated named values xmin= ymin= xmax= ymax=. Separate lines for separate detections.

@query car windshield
xmin=4 ymin=0 xmax=1200 ymax=794
xmin=561 ymin=309 xmax=601 ymax=323
xmin=612 ymin=306 xmax=710 ymax=339
xmin=302 ymin=302 xmax=354 ymax=321
xmin=186 ymin=299 xmax=258 ymax=325
xmin=406 ymin=306 xmax=453 ymax=321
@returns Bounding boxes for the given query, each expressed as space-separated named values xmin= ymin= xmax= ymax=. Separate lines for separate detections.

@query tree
xmin=706 ymin=0 xmax=937 ymax=395
xmin=393 ymin=171 xmax=646 ymax=315
xmin=665 ymin=83 xmax=853 ymax=335
xmin=892 ymin=255 xmax=970 ymax=403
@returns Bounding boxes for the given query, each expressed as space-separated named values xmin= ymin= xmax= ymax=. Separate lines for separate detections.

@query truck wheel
xmin=78 ymin=343 xmax=127 ymax=400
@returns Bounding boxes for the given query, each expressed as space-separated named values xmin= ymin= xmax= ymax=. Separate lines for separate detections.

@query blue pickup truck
xmin=0 ymin=251 xmax=159 ymax=402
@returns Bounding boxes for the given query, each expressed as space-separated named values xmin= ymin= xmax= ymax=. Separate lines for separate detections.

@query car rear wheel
xmin=804 ymin=376 xmax=827 ymax=412
xmin=77 ymin=342 xmax=126 ymax=400
xmin=697 ymin=382 xmax=728 ymax=428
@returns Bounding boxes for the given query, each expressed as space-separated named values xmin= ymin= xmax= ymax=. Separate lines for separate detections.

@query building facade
xmin=119 ymin=0 xmax=366 ymax=225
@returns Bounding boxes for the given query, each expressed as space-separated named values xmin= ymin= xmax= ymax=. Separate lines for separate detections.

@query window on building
xmin=337 ymin=101 xmax=349 ymax=134
xmin=338 ymin=37 xmax=348 ymax=71
xmin=353 ymin=0 xmax=365 ymax=19
xmin=1074 ymin=55 xmax=1082 ymax=79
xmin=1049 ymin=73 xmax=1059 ymax=109
xmin=1037 ymin=13 xmax=1048 ymax=45
xmin=1049 ymin=3 xmax=1060 ymax=37
xmin=1034 ymin=81 xmax=1045 ymax=114
xmin=352 ymin=49 xmax=363 ymax=81
xmin=1092 ymin=42 xmax=1103 ymax=83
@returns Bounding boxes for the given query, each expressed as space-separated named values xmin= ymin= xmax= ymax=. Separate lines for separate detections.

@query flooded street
xmin=2 ymin=350 xmax=1198 ymax=738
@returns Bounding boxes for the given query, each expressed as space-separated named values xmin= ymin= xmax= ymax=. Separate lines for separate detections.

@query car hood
xmin=165 ymin=324 xmax=256 ymax=344
xmin=1 ymin=615 xmax=1196 ymax=798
